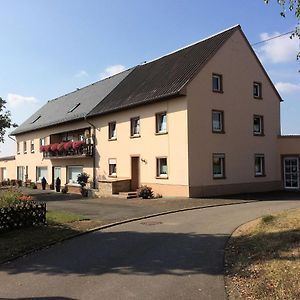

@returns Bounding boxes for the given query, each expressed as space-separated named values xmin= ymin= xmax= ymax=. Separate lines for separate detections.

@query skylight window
xmin=31 ymin=115 xmax=41 ymax=124
xmin=68 ymin=103 xmax=81 ymax=113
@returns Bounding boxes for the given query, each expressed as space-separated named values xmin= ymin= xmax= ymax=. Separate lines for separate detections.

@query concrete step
xmin=118 ymin=191 xmax=138 ymax=199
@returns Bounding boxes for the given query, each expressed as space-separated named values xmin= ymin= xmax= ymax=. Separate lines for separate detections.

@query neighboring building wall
xmin=186 ymin=30 xmax=282 ymax=197
xmin=91 ymin=97 xmax=189 ymax=197
xmin=0 ymin=157 xmax=16 ymax=181
xmin=14 ymin=119 xmax=93 ymax=187
xmin=278 ymin=136 xmax=300 ymax=155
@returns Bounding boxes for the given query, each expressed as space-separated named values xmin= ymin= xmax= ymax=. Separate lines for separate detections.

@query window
xmin=17 ymin=142 xmax=20 ymax=154
xmin=253 ymin=82 xmax=262 ymax=98
xmin=255 ymin=154 xmax=265 ymax=176
xmin=156 ymin=157 xmax=168 ymax=178
xmin=212 ymin=74 xmax=223 ymax=92
xmin=253 ymin=115 xmax=264 ymax=135
xmin=131 ymin=117 xmax=140 ymax=137
xmin=156 ymin=112 xmax=167 ymax=134
xmin=36 ymin=167 xmax=48 ymax=182
xmin=67 ymin=166 xmax=83 ymax=184
xmin=17 ymin=166 xmax=25 ymax=181
xmin=108 ymin=159 xmax=117 ymax=176
xmin=213 ymin=154 xmax=225 ymax=179
xmin=40 ymin=138 xmax=46 ymax=147
xmin=212 ymin=110 xmax=224 ymax=133
xmin=31 ymin=140 xmax=35 ymax=153
xmin=0 ymin=167 xmax=7 ymax=181
xmin=68 ymin=103 xmax=80 ymax=113
xmin=108 ymin=122 xmax=117 ymax=140
xmin=23 ymin=141 xmax=27 ymax=154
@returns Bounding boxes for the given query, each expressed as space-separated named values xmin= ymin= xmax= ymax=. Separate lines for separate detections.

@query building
xmin=1 ymin=24 xmax=299 ymax=197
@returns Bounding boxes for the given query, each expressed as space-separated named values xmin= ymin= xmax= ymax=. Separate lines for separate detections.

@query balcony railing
xmin=41 ymin=141 xmax=94 ymax=159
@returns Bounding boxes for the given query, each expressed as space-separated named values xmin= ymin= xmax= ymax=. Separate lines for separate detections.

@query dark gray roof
xmin=87 ymin=26 xmax=239 ymax=117
xmin=0 ymin=155 xmax=15 ymax=161
xmin=11 ymin=68 xmax=133 ymax=135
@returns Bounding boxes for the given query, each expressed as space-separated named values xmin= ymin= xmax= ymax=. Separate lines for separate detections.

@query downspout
xmin=84 ymin=116 xmax=97 ymax=189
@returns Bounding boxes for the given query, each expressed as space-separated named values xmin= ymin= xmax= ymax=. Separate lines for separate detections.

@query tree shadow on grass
xmin=1 ymin=227 xmax=298 ymax=278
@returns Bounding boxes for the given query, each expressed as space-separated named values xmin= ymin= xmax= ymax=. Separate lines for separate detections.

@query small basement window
xmin=68 ymin=103 xmax=80 ymax=113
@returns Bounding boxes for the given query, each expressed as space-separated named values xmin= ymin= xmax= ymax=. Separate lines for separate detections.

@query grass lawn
xmin=0 ymin=210 xmax=104 ymax=264
xmin=225 ymin=208 xmax=300 ymax=300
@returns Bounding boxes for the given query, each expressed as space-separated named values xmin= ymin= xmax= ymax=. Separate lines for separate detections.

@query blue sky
xmin=0 ymin=0 xmax=299 ymax=156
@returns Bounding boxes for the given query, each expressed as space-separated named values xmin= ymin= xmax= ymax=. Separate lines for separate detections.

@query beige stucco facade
xmin=0 ymin=157 xmax=16 ymax=181
xmin=186 ymin=30 xmax=281 ymax=196
xmin=3 ymin=28 xmax=300 ymax=197
xmin=13 ymin=120 xmax=94 ymax=189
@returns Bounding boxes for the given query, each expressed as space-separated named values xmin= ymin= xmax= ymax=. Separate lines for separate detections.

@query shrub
xmin=77 ymin=172 xmax=89 ymax=188
xmin=61 ymin=185 xmax=68 ymax=194
xmin=138 ymin=185 xmax=154 ymax=199
xmin=0 ymin=190 xmax=22 ymax=208
xmin=30 ymin=182 xmax=37 ymax=189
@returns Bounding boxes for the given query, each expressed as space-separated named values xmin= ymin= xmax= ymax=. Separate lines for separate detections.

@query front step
xmin=118 ymin=191 xmax=138 ymax=199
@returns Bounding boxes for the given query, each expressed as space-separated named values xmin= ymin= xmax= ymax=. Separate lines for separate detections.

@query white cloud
xmin=257 ymin=32 xmax=299 ymax=63
xmin=99 ymin=65 xmax=126 ymax=79
xmin=75 ymin=70 xmax=89 ymax=78
xmin=6 ymin=93 xmax=38 ymax=108
xmin=275 ymin=82 xmax=300 ymax=94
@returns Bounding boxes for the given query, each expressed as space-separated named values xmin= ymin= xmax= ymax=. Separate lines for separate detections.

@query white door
xmin=284 ymin=157 xmax=299 ymax=189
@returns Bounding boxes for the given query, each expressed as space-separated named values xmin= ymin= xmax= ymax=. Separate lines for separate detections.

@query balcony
xmin=41 ymin=141 xmax=94 ymax=159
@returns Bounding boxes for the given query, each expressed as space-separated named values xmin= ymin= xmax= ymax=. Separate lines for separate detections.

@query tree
xmin=264 ymin=0 xmax=300 ymax=58
xmin=0 ymin=97 xmax=17 ymax=143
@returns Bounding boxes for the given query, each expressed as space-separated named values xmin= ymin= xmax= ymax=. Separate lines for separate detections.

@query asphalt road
xmin=1 ymin=200 xmax=299 ymax=300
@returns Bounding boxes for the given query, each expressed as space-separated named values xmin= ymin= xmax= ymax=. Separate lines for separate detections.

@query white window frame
xmin=67 ymin=165 xmax=83 ymax=185
xmin=212 ymin=110 xmax=224 ymax=133
xmin=23 ymin=141 xmax=27 ymax=154
xmin=31 ymin=140 xmax=35 ymax=153
xmin=156 ymin=112 xmax=167 ymax=134
xmin=212 ymin=74 xmax=222 ymax=92
xmin=36 ymin=166 xmax=48 ymax=182
xmin=156 ymin=157 xmax=168 ymax=178
xmin=253 ymin=115 xmax=264 ymax=135
xmin=108 ymin=122 xmax=117 ymax=140
xmin=253 ymin=82 xmax=262 ymax=98
xmin=131 ymin=117 xmax=141 ymax=137
xmin=255 ymin=154 xmax=265 ymax=177
xmin=108 ymin=158 xmax=117 ymax=177
xmin=213 ymin=153 xmax=225 ymax=179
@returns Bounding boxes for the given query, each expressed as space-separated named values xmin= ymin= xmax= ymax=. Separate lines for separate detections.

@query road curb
xmin=1 ymin=200 xmax=256 ymax=265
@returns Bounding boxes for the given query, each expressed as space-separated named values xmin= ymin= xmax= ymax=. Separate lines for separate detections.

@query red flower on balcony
xmin=72 ymin=141 xmax=85 ymax=149
xmin=63 ymin=141 xmax=73 ymax=151
xmin=57 ymin=143 xmax=65 ymax=151
xmin=40 ymin=145 xmax=45 ymax=152
xmin=51 ymin=143 xmax=59 ymax=151
xmin=44 ymin=145 xmax=51 ymax=152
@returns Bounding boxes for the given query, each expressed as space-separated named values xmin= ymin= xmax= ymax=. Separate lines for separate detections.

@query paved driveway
xmin=25 ymin=188 xmax=300 ymax=223
xmin=1 ymin=200 xmax=299 ymax=300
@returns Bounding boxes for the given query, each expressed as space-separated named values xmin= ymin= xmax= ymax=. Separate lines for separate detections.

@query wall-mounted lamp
xmin=141 ymin=158 xmax=147 ymax=164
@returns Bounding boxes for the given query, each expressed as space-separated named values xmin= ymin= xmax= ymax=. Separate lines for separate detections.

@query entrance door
xmin=284 ymin=157 xmax=299 ymax=189
xmin=53 ymin=167 xmax=61 ymax=184
xmin=131 ymin=156 xmax=140 ymax=191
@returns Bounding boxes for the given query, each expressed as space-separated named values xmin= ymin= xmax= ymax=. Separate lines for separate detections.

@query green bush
xmin=138 ymin=185 xmax=154 ymax=199
xmin=0 ymin=190 xmax=22 ymax=208
xmin=30 ymin=182 xmax=37 ymax=189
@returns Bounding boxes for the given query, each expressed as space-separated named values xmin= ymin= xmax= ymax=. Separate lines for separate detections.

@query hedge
xmin=0 ymin=202 xmax=46 ymax=232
